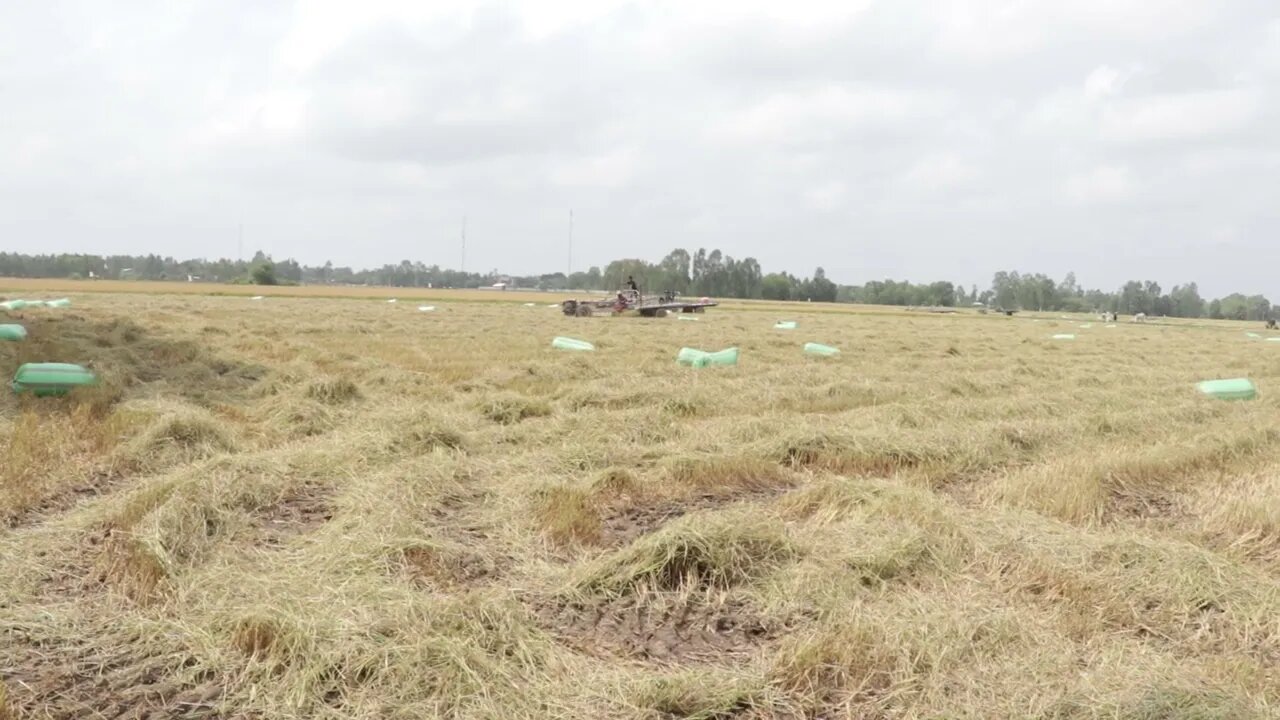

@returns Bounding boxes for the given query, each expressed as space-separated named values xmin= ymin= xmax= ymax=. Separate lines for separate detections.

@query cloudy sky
xmin=2 ymin=1 xmax=1278 ymax=295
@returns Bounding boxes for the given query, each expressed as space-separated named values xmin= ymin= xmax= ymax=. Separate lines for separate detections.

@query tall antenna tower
xmin=567 ymin=209 xmax=573 ymax=280
xmin=237 ymin=223 xmax=243 ymax=262
xmin=461 ymin=216 xmax=467 ymax=274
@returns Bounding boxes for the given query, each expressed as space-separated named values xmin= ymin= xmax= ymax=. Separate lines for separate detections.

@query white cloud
xmin=2 ymin=0 xmax=1279 ymax=298
xmin=898 ymin=154 xmax=980 ymax=193
xmin=549 ymin=149 xmax=641 ymax=188
xmin=803 ymin=181 xmax=847 ymax=211
xmin=1100 ymin=88 xmax=1263 ymax=143
xmin=1063 ymin=165 xmax=1136 ymax=204
xmin=1083 ymin=65 xmax=1137 ymax=101
xmin=719 ymin=85 xmax=943 ymax=145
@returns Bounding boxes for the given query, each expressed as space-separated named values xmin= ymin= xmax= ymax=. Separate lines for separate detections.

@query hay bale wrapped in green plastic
xmin=0 ymin=300 xmax=27 ymax=312
xmin=552 ymin=337 xmax=595 ymax=352
xmin=0 ymin=324 xmax=27 ymax=341
xmin=803 ymin=342 xmax=839 ymax=357
xmin=12 ymin=363 xmax=97 ymax=397
xmin=1196 ymin=378 xmax=1256 ymax=401
xmin=676 ymin=347 xmax=738 ymax=368
xmin=774 ymin=321 xmax=797 ymax=330
xmin=45 ymin=298 xmax=71 ymax=308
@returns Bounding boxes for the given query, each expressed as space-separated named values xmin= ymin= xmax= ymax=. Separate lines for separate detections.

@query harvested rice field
xmin=0 ymin=292 xmax=1277 ymax=719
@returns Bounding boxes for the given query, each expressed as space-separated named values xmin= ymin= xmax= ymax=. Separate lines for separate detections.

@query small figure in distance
xmin=1266 ymin=318 xmax=1277 ymax=330
xmin=626 ymin=275 xmax=638 ymax=292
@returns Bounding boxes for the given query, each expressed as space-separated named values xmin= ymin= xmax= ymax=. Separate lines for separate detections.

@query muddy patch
xmin=255 ymin=486 xmax=334 ymax=548
xmin=400 ymin=545 xmax=497 ymax=588
xmin=536 ymin=594 xmax=781 ymax=664
xmin=0 ymin=626 xmax=223 ymax=720
xmin=7 ymin=469 xmax=122 ymax=529
xmin=1108 ymin=489 xmax=1180 ymax=522
xmin=599 ymin=488 xmax=789 ymax=547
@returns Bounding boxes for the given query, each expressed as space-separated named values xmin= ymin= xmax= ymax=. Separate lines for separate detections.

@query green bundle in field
xmin=1052 ymin=334 xmax=1076 ymax=340
xmin=775 ymin=321 xmax=797 ymax=330
xmin=0 ymin=300 xmax=27 ymax=311
xmin=1196 ymin=378 xmax=1256 ymax=401
xmin=803 ymin=342 xmax=840 ymax=357
xmin=677 ymin=347 xmax=738 ymax=367
xmin=552 ymin=336 xmax=595 ymax=352
xmin=12 ymin=363 xmax=97 ymax=397
xmin=44 ymin=298 xmax=71 ymax=308
xmin=0 ymin=324 xmax=27 ymax=341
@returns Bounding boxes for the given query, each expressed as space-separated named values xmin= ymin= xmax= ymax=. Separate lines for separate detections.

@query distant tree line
xmin=0 ymin=250 xmax=1269 ymax=319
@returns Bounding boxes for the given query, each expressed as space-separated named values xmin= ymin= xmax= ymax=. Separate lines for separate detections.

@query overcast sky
xmin=2 ymin=1 xmax=1278 ymax=296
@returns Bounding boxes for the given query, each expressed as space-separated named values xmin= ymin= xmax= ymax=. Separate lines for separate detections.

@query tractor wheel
xmin=654 ymin=309 xmax=668 ymax=318
xmin=576 ymin=304 xmax=594 ymax=317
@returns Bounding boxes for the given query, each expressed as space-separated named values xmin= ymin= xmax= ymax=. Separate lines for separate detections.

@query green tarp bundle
xmin=1196 ymin=378 xmax=1256 ymax=401
xmin=12 ymin=363 xmax=97 ymax=397
xmin=552 ymin=336 xmax=595 ymax=352
xmin=0 ymin=324 xmax=27 ymax=341
xmin=677 ymin=347 xmax=738 ymax=368
xmin=774 ymin=321 xmax=797 ymax=330
xmin=803 ymin=342 xmax=839 ymax=357
xmin=0 ymin=300 xmax=27 ymax=311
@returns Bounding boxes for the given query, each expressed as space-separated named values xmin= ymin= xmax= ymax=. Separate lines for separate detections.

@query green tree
xmin=251 ymin=261 xmax=278 ymax=286
xmin=807 ymin=267 xmax=838 ymax=302
xmin=760 ymin=273 xmax=793 ymax=301
xmin=991 ymin=271 xmax=1020 ymax=309
xmin=1169 ymin=283 xmax=1204 ymax=318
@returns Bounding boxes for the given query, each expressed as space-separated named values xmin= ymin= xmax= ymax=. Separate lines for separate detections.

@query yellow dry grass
xmin=0 ymin=293 xmax=1277 ymax=719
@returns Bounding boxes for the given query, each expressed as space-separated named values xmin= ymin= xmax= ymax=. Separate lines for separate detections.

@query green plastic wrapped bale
xmin=1246 ymin=332 xmax=1261 ymax=339
xmin=677 ymin=348 xmax=708 ymax=366
xmin=0 ymin=324 xmax=27 ymax=341
xmin=774 ymin=321 xmax=797 ymax=330
xmin=0 ymin=300 xmax=27 ymax=311
xmin=804 ymin=342 xmax=840 ymax=357
xmin=12 ymin=363 xmax=97 ymax=397
xmin=23 ymin=300 xmax=46 ymax=308
xmin=45 ymin=298 xmax=71 ymax=308
xmin=677 ymin=347 xmax=738 ymax=368
xmin=552 ymin=336 xmax=595 ymax=352
xmin=705 ymin=348 xmax=738 ymax=366
xmin=1197 ymin=378 xmax=1256 ymax=401
xmin=1052 ymin=334 xmax=1076 ymax=340
xmin=677 ymin=315 xmax=699 ymax=321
